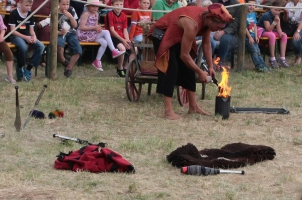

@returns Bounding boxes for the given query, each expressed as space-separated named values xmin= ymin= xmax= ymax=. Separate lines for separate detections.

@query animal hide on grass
xmin=166 ymin=143 xmax=276 ymax=169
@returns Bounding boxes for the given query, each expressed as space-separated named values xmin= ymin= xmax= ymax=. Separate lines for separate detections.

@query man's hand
xmin=278 ymin=31 xmax=285 ymax=38
xmin=95 ymin=25 xmax=103 ymax=32
xmin=213 ymin=30 xmax=225 ymax=41
xmin=25 ymin=36 xmax=34 ymax=43
xmin=37 ymin=23 xmax=42 ymax=29
xmin=249 ymin=36 xmax=255 ymax=44
xmin=208 ymin=67 xmax=216 ymax=79
xmin=274 ymin=15 xmax=280 ymax=23
xmin=197 ymin=69 xmax=209 ymax=83
xmin=59 ymin=28 xmax=67 ymax=36
xmin=293 ymin=31 xmax=301 ymax=41
xmin=31 ymin=35 xmax=37 ymax=43
xmin=122 ymin=39 xmax=131 ymax=49
xmin=63 ymin=9 xmax=73 ymax=19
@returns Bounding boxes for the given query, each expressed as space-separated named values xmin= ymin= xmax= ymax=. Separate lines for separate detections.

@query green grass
xmin=0 ymin=57 xmax=302 ymax=199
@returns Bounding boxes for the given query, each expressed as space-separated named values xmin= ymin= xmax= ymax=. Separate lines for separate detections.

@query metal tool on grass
xmin=14 ymin=86 xmax=22 ymax=132
xmin=53 ymin=134 xmax=107 ymax=147
xmin=181 ymin=165 xmax=244 ymax=176
xmin=23 ymin=85 xmax=47 ymax=130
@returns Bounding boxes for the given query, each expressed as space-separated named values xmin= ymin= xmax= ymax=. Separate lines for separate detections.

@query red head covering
xmin=207 ymin=3 xmax=234 ymax=23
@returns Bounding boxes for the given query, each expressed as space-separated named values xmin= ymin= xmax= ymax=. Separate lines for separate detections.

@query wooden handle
xmin=15 ymin=86 xmax=19 ymax=107
xmin=35 ymin=85 xmax=47 ymax=106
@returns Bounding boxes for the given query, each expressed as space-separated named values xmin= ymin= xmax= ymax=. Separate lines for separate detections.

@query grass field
xmin=0 ymin=57 xmax=302 ymax=200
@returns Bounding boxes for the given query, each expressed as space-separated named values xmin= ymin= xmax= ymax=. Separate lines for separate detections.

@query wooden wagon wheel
xmin=125 ymin=59 xmax=142 ymax=102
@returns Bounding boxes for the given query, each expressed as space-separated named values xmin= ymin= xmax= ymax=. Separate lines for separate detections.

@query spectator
xmin=212 ymin=0 xmax=241 ymax=68
xmin=245 ymin=0 xmax=270 ymax=72
xmin=31 ymin=0 xmax=51 ymax=68
xmin=57 ymin=0 xmax=82 ymax=77
xmin=9 ymin=0 xmax=44 ymax=81
xmin=77 ymin=0 xmax=125 ymax=71
xmin=106 ymin=0 xmax=136 ymax=77
xmin=32 ymin=0 xmax=51 ymax=41
xmin=129 ymin=0 xmax=152 ymax=43
xmin=148 ymin=3 xmax=233 ymax=119
xmin=0 ymin=15 xmax=15 ymax=84
xmin=70 ymin=0 xmax=88 ymax=18
xmin=257 ymin=1 xmax=289 ymax=69
xmin=107 ymin=0 xmax=139 ymax=15
xmin=152 ymin=0 xmax=180 ymax=21
xmin=283 ymin=0 xmax=302 ymax=64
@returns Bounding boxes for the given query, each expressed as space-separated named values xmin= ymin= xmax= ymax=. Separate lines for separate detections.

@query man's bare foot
xmin=165 ymin=110 xmax=181 ymax=120
xmin=188 ymin=106 xmax=210 ymax=115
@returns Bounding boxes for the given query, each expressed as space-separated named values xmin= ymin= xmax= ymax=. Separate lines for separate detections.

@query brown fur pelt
xmin=166 ymin=143 xmax=276 ymax=169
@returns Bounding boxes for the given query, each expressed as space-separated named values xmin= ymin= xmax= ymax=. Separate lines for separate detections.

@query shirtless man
xmin=149 ymin=3 xmax=233 ymax=120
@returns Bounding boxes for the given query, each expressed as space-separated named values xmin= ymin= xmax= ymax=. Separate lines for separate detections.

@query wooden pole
xmin=49 ymin=0 xmax=59 ymax=79
xmin=237 ymin=4 xmax=247 ymax=71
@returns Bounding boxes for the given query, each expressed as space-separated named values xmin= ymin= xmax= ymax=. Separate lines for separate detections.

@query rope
xmin=4 ymin=0 xmax=50 ymax=40
xmin=69 ymin=0 xmax=302 ymax=13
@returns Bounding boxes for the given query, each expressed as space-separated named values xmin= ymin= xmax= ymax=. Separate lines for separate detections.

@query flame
xmin=214 ymin=57 xmax=220 ymax=65
xmin=217 ymin=66 xmax=231 ymax=98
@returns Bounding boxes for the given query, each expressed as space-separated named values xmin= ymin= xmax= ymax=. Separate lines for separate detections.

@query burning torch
xmin=215 ymin=65 xmax=232 ymax=119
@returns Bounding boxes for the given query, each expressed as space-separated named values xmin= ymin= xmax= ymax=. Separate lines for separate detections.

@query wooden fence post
xmin=237 ymin=4 xmax=247 ymax=71
xmin=49 ymin=0 xmax=59 ymax=79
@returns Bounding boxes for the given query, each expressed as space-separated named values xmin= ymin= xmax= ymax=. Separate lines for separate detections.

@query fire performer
xmin=148 ymin=3 xmax=233 ymax=120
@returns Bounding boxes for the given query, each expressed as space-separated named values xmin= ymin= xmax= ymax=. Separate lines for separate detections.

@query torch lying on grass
xmin=181 ymin=165 xmax=244 ymax=176
xmin=53 ymin=134 xmax=106 ymax=147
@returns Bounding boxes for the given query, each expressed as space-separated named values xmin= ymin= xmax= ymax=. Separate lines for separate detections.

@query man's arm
xmin=202 ymin=29 xmax=216 ymax=77
xmin=178 ymin=17 xmax=208 ymax=82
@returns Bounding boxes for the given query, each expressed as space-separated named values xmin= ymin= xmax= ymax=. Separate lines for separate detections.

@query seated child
xmin=58 ymin=0 xmax=82 ymax=77
xmin=129 ymin=0 xmax=152 ymax=43
xmin=0 ymin=15 xmax=15 ymax=84
xmin=77 ymin=0 xmax=125 ymax=71
xmin=106 ymin=0 xmax=136 ymax=77
xmin=257 ymin=1 xmax=289 ymax=69
xmin=246 ymin=0 xmax=270 ymax=72
xmin=8 ymin=0 xmax=44 ymax=81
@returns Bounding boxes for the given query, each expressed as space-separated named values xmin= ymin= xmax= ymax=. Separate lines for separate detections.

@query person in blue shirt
xmin=245 ymin=0 xmax=270 ymax=72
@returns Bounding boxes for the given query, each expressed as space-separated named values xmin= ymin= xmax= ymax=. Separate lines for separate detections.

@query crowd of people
xmin=0 ymin=0 xmax=302 ymax=84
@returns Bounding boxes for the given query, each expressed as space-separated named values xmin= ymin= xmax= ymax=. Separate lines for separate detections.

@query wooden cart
xmin=125 ymin=23 xmax=208 ymax=106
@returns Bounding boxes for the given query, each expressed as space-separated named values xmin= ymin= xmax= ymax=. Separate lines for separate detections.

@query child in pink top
xmin=77 ymin=0 xmax=125 ymax=71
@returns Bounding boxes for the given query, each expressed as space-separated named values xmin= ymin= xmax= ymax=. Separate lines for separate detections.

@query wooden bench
xmin=7 ymin=41 xmax=101 ymax=78
xmin=7 ymin=41 xmax=50 ymax=78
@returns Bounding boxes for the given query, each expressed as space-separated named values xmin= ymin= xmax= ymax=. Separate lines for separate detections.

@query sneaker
xmin=117 ymin=69 xmax=125 ymax=77
xmin=5 ymin=76 xmax=17 ymax=84
xmin=256 ymin=66 xmax=271 ymax=73
xmin=64 ymin=68 xmax=72 ymax=78
xmin=21 ymin=67 xmax=31 ymax=81
xmin=269 ymin=59 xmax=279 ymax=69
xmin=61 ymin=59 xmax=70 ymax=68
xmin=92 ymin=59 xmax=103 ymax=71
xmin=16 ymin=67 xmax=23 ymax=81
xmin=277 ymin=58 xmax=290 ymax=68
xmin=112 ymin=49 xmax=126 ymax=59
